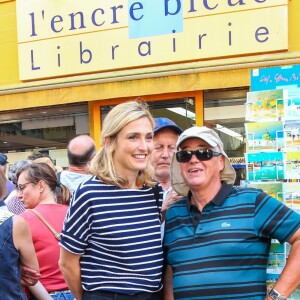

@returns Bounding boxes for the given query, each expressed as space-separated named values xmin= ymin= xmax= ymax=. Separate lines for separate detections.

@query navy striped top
xmin=164 ymin=183 xmax=300 ymax=300
xmin=60 ymin=176 xmax=164 ymax=294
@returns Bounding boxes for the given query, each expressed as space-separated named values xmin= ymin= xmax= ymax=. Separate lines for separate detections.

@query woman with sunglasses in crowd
xmin=16 ymin=162 xmax=74 ymax=300
xmin=0 ymin=166 xmax=40 ymax=299
xmin=59 ymin=101 xmax=164 ymax=300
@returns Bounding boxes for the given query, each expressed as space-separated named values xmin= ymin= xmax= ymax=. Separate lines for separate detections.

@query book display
xmin=244 ymin=65 xmax=300 ymax=299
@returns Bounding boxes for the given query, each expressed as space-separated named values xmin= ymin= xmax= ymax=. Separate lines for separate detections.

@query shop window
xmin=204 ymin=88 xmax=248 ymax=185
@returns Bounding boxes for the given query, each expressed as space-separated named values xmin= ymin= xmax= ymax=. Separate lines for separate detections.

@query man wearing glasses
xmin=164 ymin=126 xmax=300 ymax=300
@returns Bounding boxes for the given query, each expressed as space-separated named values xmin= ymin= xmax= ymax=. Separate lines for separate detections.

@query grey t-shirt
xmin=59 ymin=171 xmax=92 ymax=194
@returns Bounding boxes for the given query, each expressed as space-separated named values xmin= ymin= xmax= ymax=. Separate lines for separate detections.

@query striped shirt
xmin=164 ymin=182 xmax=300 ymax=300
xmin=60 ymin=176 xmax=164 ymax=294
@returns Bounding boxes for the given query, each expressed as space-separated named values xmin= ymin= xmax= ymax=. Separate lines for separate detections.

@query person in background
xmin=0 ymin=152 xmax=15 ymax=199
xmin=152 ymin=117 xmax=183 ymax=215
xmin=6 ymin=156 xmax=61 ymax=215
xmin=0 ymin=167 xmax=40 ymax=300
xmin=17 ymin=162 xmax=74 ymax=300
xmin=164 ymin=126 xmax=300 ymax=300
xmin=151 ymin=118 xmax=183 ymax=298
xmin=5 ymin=160 xmax=31 ymax=214
xmin=28 ymin=153 xmax=62 ymax=174
xmin=59 ymin=101 xmax=164 ymax=300
xmin=59 ymin=134 xmax=96 ymax=194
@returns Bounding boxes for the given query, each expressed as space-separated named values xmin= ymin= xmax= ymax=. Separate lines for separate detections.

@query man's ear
xmin=219 ymin=155 xmax=225 ymax=171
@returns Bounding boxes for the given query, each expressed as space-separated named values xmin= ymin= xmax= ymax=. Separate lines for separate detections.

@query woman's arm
xmin=13 ymin=215 xmax=39 ymax=280
xmin=59 ymin=247 xmax=82 ymax=300
xmin=28 ymin=281 xmax=53 ymax=300
xmin=13 ymin=216 xmax=53 ymax=300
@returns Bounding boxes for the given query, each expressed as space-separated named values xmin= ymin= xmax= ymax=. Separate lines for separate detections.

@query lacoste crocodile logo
xmin=221 ymin=222 xmax=231 ymax=228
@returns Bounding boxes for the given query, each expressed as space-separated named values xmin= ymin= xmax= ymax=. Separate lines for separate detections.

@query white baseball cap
xmin=171 ymin=126 xmax=236 ymax=196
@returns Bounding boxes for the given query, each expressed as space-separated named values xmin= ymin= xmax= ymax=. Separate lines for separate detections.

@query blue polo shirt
xmin=164 ymin=182 xmax=300 ymax=299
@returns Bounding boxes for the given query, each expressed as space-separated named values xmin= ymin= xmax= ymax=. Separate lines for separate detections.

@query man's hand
xmin=21 ymin=265 xmax=41 ymax=286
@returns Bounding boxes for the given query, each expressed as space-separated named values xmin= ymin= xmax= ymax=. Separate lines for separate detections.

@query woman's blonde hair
xmin=90 ymin=100 xmax=155 ymax=188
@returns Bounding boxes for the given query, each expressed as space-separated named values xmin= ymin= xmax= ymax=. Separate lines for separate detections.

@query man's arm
xmin=163 ymin=264 xmax=174 ymax=300
xmin=59 ymin=247 xmax=82 ymax=300
xmin=265 ymin=228 xmax=300 ymax=300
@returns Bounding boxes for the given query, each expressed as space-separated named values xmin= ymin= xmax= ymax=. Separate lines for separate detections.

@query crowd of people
xmin=1 ymin=100 xmax=300 ymax=300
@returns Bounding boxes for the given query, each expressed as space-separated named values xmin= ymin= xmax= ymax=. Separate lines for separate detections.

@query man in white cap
xmin=164 ymin=126 xmax=300 ymax=300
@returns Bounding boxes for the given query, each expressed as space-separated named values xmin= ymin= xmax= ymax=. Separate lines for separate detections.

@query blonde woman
xmin=59 ymin=101 xmax=164 ymax=300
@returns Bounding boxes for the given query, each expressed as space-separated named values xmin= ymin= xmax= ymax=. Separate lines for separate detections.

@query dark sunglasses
xmin=176 ymin=149 xmax=222 ymax=163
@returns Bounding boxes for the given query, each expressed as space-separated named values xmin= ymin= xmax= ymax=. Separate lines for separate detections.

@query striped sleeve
xmin=254 ymin=191 xmax=300 ymax=243
xmin=59 ymin=183 xmax=91 ymax=254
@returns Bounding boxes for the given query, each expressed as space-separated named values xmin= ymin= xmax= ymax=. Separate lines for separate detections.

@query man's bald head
xmin=67 ymin=135 xmax=96 ymax=166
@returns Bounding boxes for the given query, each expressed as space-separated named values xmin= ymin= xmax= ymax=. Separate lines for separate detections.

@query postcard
xmin=284 ymin=120 xmax=300 ymax=150
xmin=284 ymin=88 xmax=300 ymax=121
xmin=284 ymin=152 xmax=300 ymax=180
xmin=281 ymin=182 xmax=300 ymax=213
xmin=246 ymin=89 xmax=285 ymax=122
xmin=266 ymin=273 xmax=281 ymax=286
xmin=285 ymin=244 xmax=300 ymax=299
xmin=244 ymin=181 xmax=283 ymax=202
xmin=245 ymin=152 xmax=284 ymax=180
xmin=290 ymin=288 xmax=300 ymax=300
xmin=245 ymin=121 xmax=284 ymax=152
xmin=267 ymin=242 xmax=286 ymax=271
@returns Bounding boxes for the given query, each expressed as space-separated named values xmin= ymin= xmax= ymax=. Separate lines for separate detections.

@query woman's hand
xmin=162 ymin=187 xmax=182 ymax=213
xmin=21 ymin=265 xmax=41 ymax=286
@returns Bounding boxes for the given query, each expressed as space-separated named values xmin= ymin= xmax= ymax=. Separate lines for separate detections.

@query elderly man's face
xmin=0 ymin=164 xmax=7 ymax=173
xmin=179 ymin=138 xmax=224 ymax=191
xmin=152 ymin=128 xmax=179 ymax=183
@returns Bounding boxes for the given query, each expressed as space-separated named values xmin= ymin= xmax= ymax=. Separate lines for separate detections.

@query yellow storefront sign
xmin=16 ymin=0 xmax=288 ymax=81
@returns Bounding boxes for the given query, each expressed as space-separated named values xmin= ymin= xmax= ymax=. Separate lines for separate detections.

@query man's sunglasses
xmin=176 ymin=149 xmax=222 ymax=163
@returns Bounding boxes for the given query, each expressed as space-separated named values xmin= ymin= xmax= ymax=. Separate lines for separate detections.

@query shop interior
xmin=0 ymin=87 xmax=248 ymax=184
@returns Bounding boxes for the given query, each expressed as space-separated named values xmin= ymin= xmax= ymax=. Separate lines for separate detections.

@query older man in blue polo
xmin=164 ymin=126 xmax=300 ymax=300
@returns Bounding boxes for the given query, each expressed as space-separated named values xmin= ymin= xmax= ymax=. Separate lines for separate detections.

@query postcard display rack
xmin=244 ymin=65 xmax=300 ymax=299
